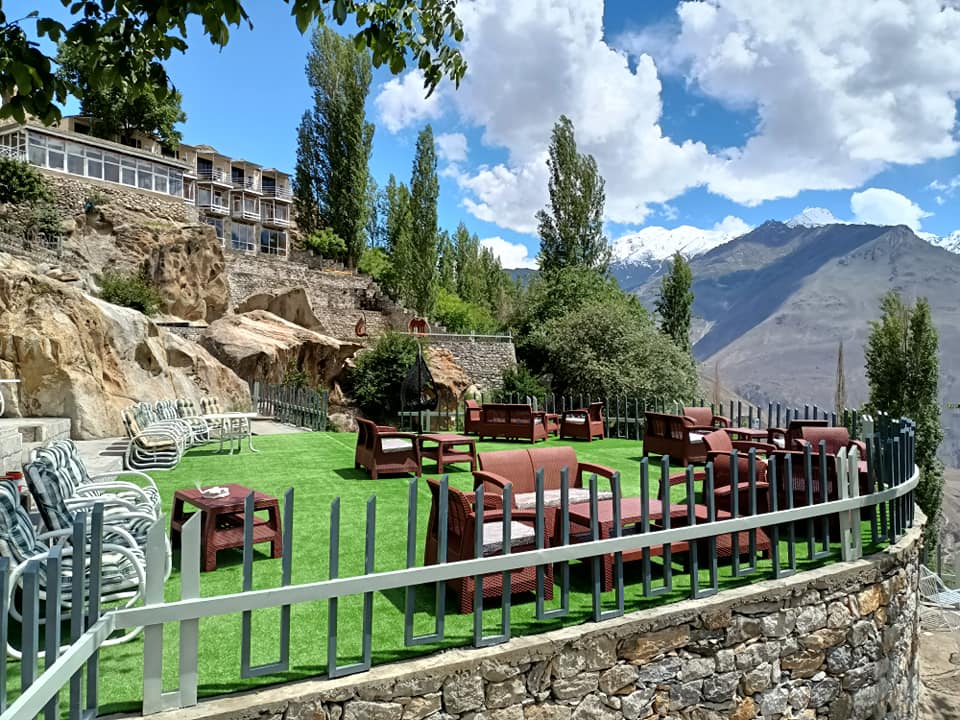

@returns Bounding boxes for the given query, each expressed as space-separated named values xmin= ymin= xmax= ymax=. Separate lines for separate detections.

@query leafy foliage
xmin=864 ymin=291 xmax=944 ymax=537
xmin=655 ymin=251 xmax=694 ymax=355
xmin=294 ymin=26 xmax=373 ymax=266
xmin=0 ymin=2 xmax=465 ymax=125
xmin=511 ymin=267 xmax=696 ymax=399
xmin=497 ymin=364 xmax=546 ymax=404
xmin=432 ymin=288 xmax=498 ymax=334
xmin=357 ymin=247 xmax=391 ymax=282
xmin=407 ymin=124 xmax=440 ymax=315
xmin=98 ymin=270 xmax=162 ymax=316
xmin=0 ymin=156 xmax=51 ymax=205
xmin=56 ymin=41 xmax=186 ymax=148
xmin=348 ymin=332 xmax=420 ymax=421
xmin=382 ymin=174 xmax=413 ymax=298
xmin=437 ymin=229 xmax=456 ymax=293
xmin=282 ymin=359 xmax=310 ymax=390
xmin=304 ymin=227 xmax=348 ymax=260
xmin=536 ymin=115 xmax=610 ymax=274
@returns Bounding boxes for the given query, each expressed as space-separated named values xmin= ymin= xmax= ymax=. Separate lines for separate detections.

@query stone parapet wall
xmin=157 ymin=518 xmax=923 ymax=720
xmin=430 ymin=338 xmax=516 ymax=392
xmin=0 ymin=426 xmax=21 ymax=474
xmin=39 ymin=173 xmax=198 ymax=224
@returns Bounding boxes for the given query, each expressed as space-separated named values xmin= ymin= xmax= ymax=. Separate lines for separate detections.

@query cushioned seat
xmin=513 ymin=488 xmax=614 ymax=510
xmin=381 ymin=438 xmax=415 ymax=453
xmin=482 ymin=521 xmax=536 ymax=553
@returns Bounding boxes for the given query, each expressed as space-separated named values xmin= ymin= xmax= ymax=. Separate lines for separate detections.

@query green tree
xmin=407 ymin=124 xmax=440 ymax=315
xmin=433 ymin=288 xmax=498 ymax=334
xmin=348 ymin=331 xmax=420 ymax=421
xmin=0 ymin=2 xmax=465 ymax=125
xmin=294 ymin=26 xmax=374 ymax=267
xmin=655 ymin=251 xmax=694 ymax=355
xmin=0 ymin=156 xmax=50 ymax=205
xmin=864 ymin=292 xmax=944 ymax=538
xmin=383 ymin=174 xmax=413 ymax=300
xmin=437 ymin=229 xmax=456 ymax=293
xmin=56 ymin=41 xmax=186 ymax=148
xmin=454 ymin=222 xmax=484 ymax=304
xmin=541 ymin=295 xmax=697 ymax=399
xmin=303 ymin=227 xmax=347 ymax=260
xmin=536 ymin=115 xmax=610 ymax=274
xmin=357 ymin=247 xmax=391 ymax=282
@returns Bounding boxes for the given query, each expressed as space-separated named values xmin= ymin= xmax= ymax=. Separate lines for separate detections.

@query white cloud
xmin=712 ymin=215 xmax=753 ymax=236
xmin=850 ymin=188 xmax=931 ymax=229
xmin=374 ymin=0 xmax=960 ymax=234
xmin=656 ymin=0 xmax=960 ymax=204
xmin=373 ymin=70 xmax=444 ymax=133
xmin=435 ymin=132 xmax=468 ymax=163
xmin=480 ymin=236 xmax=539 ymax=269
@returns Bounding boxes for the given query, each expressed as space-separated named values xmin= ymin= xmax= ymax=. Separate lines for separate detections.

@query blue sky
xmin=13 ymin=0 xmax=960 ymax=266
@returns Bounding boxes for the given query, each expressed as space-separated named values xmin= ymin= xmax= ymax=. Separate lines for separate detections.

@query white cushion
xmin=772 ymin=437 xmax=785 ymax=449
xmin=513 ymin=488 xmax=614 ymax=510
xmin=688 ymin=432 xmax=706 ymax=444
xmin=381 ymin=438 xmax=413 ymax=453
xmin=482 ymin=521 xmax=536 ymax=554
xmin=564 ymin=415 xmax=587 ymax=424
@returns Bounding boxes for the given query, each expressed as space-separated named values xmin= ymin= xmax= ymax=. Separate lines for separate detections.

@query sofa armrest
xmin=849 ymin=439 xmax=867 ymax=456
xmin=712 ymin=415 xmax=732 ymax=428
xmin=577 ymin=462 xmax=618 ymax=483
xmin=730 ymin=440 xmax=777 ymax=455
xmin=376 ymin=424 xmax=397 ymax=432
xmin=473 ymin=471 xmax=511 ymax=507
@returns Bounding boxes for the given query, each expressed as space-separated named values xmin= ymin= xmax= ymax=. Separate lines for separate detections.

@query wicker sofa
xmin=642 ymin=411 xmax=712 ymax=466
xmin=464 ymin=403 xmax=548 ymax=443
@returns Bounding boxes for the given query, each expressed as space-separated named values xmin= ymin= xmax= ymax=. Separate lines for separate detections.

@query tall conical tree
xmin=865 ymin=292 xmax=944 ymax=539
xmin=383 ymin=174 xmax=413 ymax=301
xmin=294 ymin=26 xmax=374 ymax=266
xmin=536 ymin=115 xmax=610 ymax=274
xmin=834 ymin=339 xmax=846 ymax=419
xmin=655 ymin=251 xmax=694 ymax=355
xmin=407 ymin=124 xmax=440 ymax=315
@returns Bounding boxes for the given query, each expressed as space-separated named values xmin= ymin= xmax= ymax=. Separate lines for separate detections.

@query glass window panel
xmin=199 ymin=187 xmax=211 ymax=204
xmin=47 ymin=139 xmax=64 ymax=152
xmin=154 ymin=173 xmax=167 ymax=192
xmin=47 ymin=150 xmax=64 ymax=170
xmin=28 ymin=145 xmax=46 ymax=166
xmin=86 ymin=149 xmax=102 ymax=160
xmin=121 ymin=167 xmax=136 ymax=185
xmin=169 ymin=176 xmax=183 ymax=197
xmin=67 ymin=152 xmax=84 ymax=175
xmin=104 ymin=162 xmax=119 ymax=182
xmin=87 ymin=158 xmax=103 ymax=179
xmin=138 ymin=170 xmax=152 ymax=190
xmin=105 ymin=152 xmax=120 ymax=163
xmin=121 ymin=157 xmax=136 ymax=168
xmin=28 ymin=135 xmax=45 ymax=147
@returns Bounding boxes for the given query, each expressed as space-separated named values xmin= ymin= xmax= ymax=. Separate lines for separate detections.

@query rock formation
xmin=200 ymin=310 xmax=361 ymax=388
xmin=425 ymin=346 xmax=472 ymax=411
xmin=0 ymin=255 xmax=250 ymax=438
xmin=236 ymin=287 xmax=324 ymax=331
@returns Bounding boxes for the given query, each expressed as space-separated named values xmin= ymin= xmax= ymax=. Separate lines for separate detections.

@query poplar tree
xmin=295 ymin=26 xmax=374 ymax=266
xmin=407 ymin=125 xmax=440 ymax=315
xmin=454 ymin=222 xmax=484 ymax=304
xmin=437 ymin=230 xmax=457 ymax=293
xmin=655 ymin=252 xmax=695 ymax=355
xmin=383 ymin=174 xmax=413 ymax=301
xmin=835 ymin=339 xmax=846 ymax=419
xmin=536 ymin=115 xmax=610 ymax=274
xmin=864 ymin=292 xmax=944 ymax=538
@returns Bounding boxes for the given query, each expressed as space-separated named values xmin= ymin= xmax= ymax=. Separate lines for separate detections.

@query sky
xmin=13 ymin=0 xmax=960 ymax=268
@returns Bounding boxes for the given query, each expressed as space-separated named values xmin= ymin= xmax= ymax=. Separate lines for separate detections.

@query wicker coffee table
xmin=418 ymin=433 xmax=477 ymax=473
xmin=170 ymin=484 xmax=282 ymax=571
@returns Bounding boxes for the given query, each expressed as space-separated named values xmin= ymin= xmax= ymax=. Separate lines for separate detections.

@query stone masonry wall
xmin=158 ymin=519 xmax=923 ymax=720
xmin=431 ymin=338 xmax=517 ymax=391
xmin=0 ymin=426 xmax=21 ymax=474
xmin=39 ymin=172 xmax=198 ymax=224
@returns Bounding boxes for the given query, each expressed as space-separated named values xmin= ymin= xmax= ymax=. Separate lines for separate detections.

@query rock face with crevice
xmin=200 ymin=310 xmax=361 ymax=388
xmin=236 ymin=286 xmax=324 ymax=331
xmin=0 ymin=255 xmax=249 ymax=438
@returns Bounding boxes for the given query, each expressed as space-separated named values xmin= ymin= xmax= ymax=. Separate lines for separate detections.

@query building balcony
xmin=262 ymin=186 xmax=293 ymax=201
xmin=261 ymin=214 xmax=291 ymax=228
xmin=231 ymin=208 xmax=261 ymax=222
xmin=233 ymin=177 xmax=262 ymax=193
xmin=199 ymin=201 xmax=230 ymax=215
xmin=196 ymin=168 xmax=232 ymax=186
xmin=0 ymin=146 xmax=27 ymax=162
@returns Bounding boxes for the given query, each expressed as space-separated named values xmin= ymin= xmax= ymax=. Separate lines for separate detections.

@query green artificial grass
xmin=7 ymin=433 xmax=891 ymax=714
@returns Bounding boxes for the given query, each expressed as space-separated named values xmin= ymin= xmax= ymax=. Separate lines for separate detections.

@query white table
xmin=202 ymin=412 xmax=259 ymax=454
xmin=0 ymin=379 xmax=20 ymax=417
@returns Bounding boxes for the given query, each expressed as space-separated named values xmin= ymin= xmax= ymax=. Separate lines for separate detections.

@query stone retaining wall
xmin=430 ymin=338 xmax=517 ymax=392
xmin=40 ymin=173 xmax=198 ymax=224
xmin=0 ymin=426 xmax=21 ymax=474
xmin=155 ymin=518 xmax=923 ymax=720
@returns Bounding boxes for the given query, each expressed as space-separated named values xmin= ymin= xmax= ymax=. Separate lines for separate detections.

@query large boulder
xmin=0 ymin=257 xmax=250 ymax=438
xmin=236 ymin=287 xmax=323 ymax=331
xmin=426 ymin=346 xmax=472 ymax=411
xmin=200 ymin=310 xmax=361 ymax=387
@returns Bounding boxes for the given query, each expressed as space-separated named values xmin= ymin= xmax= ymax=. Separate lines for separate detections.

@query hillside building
xmin=0 ymin=117 xmax=293 ymax=259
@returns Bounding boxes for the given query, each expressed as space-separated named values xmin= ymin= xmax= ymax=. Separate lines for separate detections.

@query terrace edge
xmin=135 ymin=512 xmax=925 ymax=720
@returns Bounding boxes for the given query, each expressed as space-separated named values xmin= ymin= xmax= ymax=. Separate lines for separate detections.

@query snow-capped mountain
xmin=611 ymin=219 xmax=749 ymax=267
xmin=785 ymin=207 xmax=842 ymax=228
xmin=918 ymin=230 xmax=960 ymax=254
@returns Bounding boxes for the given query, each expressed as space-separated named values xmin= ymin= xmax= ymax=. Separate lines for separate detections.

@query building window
xmin=260 ymin=229 xmax=287 ymax=256
xmin=104 ymin=152 xmax=120 ymax=182
xmin=86 ymin=149 xmax=103 ymax=179
xmin=67 ymin=143 xmax=85 ymax=175
xmin=47 ymin=139 xmax=65 ymax=170
xmin=231 ymin=222 xmax=255 ymax=252
xmin=205 ymin=216 xmax=226 ymax=243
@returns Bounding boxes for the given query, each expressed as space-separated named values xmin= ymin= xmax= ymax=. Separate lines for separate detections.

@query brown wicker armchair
xmin=642 ymin=412 xmax=710 ymax=466
xmin=795 ymin=426 xmax=866 ymax=457
xmin=559 ymin=402 xmax=605 ymax=442
xmin=354 ymin=418 xmax=420 ymax=480
xmin=702 ymin=430 xmax=772 ymax=514
xmin=424 ymin=479 xmax=553 ymax=613
xmin=766 ymin=418 xmax=828 ymax=449
xmin=683 ymin=406 xmax=731 ymax=430
xmin=464 ymin=399 xmax=482 ymax=435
